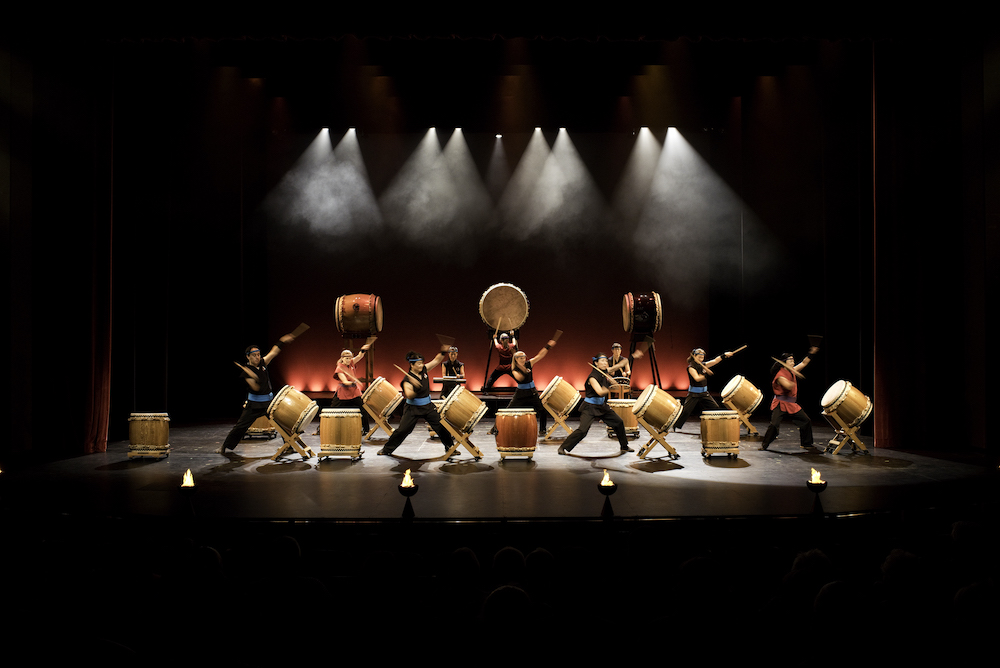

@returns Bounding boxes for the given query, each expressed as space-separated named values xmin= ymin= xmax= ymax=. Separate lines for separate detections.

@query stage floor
xmin=5 ymin=417 xmax=996 ymax=521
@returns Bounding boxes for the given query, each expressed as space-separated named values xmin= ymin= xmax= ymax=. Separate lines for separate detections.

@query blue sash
xmin=407 ymin=396 xmax=432 ymax=406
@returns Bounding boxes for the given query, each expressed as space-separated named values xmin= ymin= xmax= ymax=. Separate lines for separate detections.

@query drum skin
xmin=335 ymin=293 xmax=383 ymax=334
xmin=622 ymin=292 xmax=662 ymax=333
xmin=540 ymin=376 xmax=582 ymax=416
xmin=632 ymin=384 xmax=681 ymax=431
xmin=320 ymin=408 xmax=363 ymax=447
xmin=479 ymin=283 xmax=529 ymax=331
xmin=821 ymin=380 xmax=873 ymax=429
xmin=722 ymin=375 xmax=763 ymax=414
xmin=267 ymin=385 xmax=319 ymax=435
xmin=495 ymin=409 xmax=538 ymax=451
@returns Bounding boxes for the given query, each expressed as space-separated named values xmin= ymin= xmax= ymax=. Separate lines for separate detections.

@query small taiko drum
xmin=335 ymin=293 xmax=383 ymax=334
xmin=267 ymin=385 xmax=319 ymax=435
xmin=440 ymin=385 xmax=487 ymax=433
xmin=700 ymin=410 xmax=740 ymax=458
xmin=319 ymin=408 xmax=363 ymax=458
xmin=362 ymin=376 xmax=403 ymax=417
xmin=495 ymin=408 xmax=538 ymax=459
xmin=632 ymin=384 xmax=682 ymax=432
xmin=821 ymin=380 xmax=873 ymax=429
xmin=622 ymin=291 xmax=662 ymax=333
xmin=128 ymin=412 xmax=170 ymax=459
xmin=607 ymin=399 xmax=639 ymax=438
xmin=540 ymin=376 xmax=582 ymax=416
xmin=722 ymin=375 xmax=763 ymax=415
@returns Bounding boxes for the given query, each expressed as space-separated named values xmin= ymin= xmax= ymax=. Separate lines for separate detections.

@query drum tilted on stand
xmin=722 ymin=375 xmax=763 ymax=415
xmin=319 ymin=408 xmax=363 ymax=459
xmin=440 ymin=385 xmax=488 ymax=434
xmin=128 ymin=412 xmax=170 ymax=459
xmin=700 ymin=410 xmax=740 ymax=458
xmin=821 ymin=380 xmax=872 ymax=429
xmin=540 ymin=376 xmax=582 ymax=417
xmin=267 ymin=385 xmax=319 ymax=436
xmin=362 ymin=376 xmax=403 ymax=418
xmin=495 ymin=408 xmax=538 ymax=460
xmin=632 ymin=384 xmax=681 ymax=432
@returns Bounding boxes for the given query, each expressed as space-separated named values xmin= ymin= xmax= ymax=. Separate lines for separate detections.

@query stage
xmin=5 ymin=417 xmax=994 ymax=522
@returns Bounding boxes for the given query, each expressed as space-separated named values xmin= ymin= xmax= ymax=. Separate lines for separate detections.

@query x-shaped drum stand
xmin=635 ymin=417 xmax=680 ymax=460
xmin=270 ymin=419 xmax=316 ymax=461
xmin=821 ymin=410 xmax=870 ymax=455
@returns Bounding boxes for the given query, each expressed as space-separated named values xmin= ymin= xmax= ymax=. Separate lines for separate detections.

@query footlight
xmin=399 ymin=468 xmax=418 ymax=519
xmin=179 ymin=468 xmax=197 ymax=516
xmin=807 ymin=468 xmax=827 ymax=516
xmin=599 ymin=469 xmax=617 ymax=519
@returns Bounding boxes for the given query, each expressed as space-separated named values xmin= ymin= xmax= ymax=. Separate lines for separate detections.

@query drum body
xmin=632 ymin=384 xmax=681 ymax=432
xmin=479 ymin=283 xmax=529 ymax=331
xmin=607 ymin=399 xmax=639 ymax=436
xmin=721 ymin=375 xmax=763 ymax=415
xmin=495 ymin=409 xmax=538 ymax=453
xmin=441 ymin=385 xmax=488 ymax=433
xmin=700 ymin=410 xmax=740 ymax=456
xmin=540 ymin=376 xmax=581 ymax=416
xmin=320 ymin=408 xmax=363 ymax=451
xmin=362 ymin=376 xmax=403 ymax=417
xmin=821 ymin=380 xmax=872 ymax=429
xmin=267 ymin=385 xmax=319 ymax=435
xmin=335 ymin=293 xmax=383 ymax=334
xmin=128 ymin=413 xmax=170 ymax=457
xmin=622 ymin=291 xmax=662 ymax=333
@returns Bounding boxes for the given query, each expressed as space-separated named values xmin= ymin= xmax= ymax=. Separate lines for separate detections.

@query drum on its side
xmin=821 ymin=380 xmax=873 ymax=429
xmin=320 ymin=408 xmax=363 ymax=448
xmin=128 ymin=413 xmax=170 ymax=455
xmin=540 ymin=376 xmax=581 ymax=417
xmin=441 ymin=385 xmax=488 ymax=433
xmin=362 ymin=376 xmax=403 ymax=418
xmin=268 ymin=385 xmax=319 ymax=435
xmin=722 ymin=375 xmax=763 ymax=415
xmin=335 ymin=293 xmax=383 ymax=334
xmin=622 ymin=291 xmax=662 ymax=333
xmin=479 ymin=283 xmax=529 ymax=331
xmin=495 ymin=408 xmax=538 ymax=452
xmin=632 ymin=384 xmax=681 ymax=432
xmin=700 ymin=410 xmax=740 ymax=456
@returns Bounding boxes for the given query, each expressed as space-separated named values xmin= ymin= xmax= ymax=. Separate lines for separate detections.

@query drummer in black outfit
xmin=558 ymin=353 xmax=635 ymax=455
xmin=440 ymin=346 xmax=465 ymax=399
xmin=492 ymin=337 xmax=558 ymax=437
xmin=378 ymin=346 xmax=454 ymax=457
xmin=673 ymin=347 xmax=733 ymax=431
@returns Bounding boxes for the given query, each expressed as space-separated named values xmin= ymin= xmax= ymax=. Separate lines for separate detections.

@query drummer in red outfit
xmin=333 ymin=342 xmax=373 ymax=435
xmin=760 ymin=346 xmax=820 ymax=451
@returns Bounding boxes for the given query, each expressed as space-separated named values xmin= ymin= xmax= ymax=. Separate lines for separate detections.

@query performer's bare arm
xmin=529 ymin=340 xmax=557 ymax=366
xmin=263 ymin=334 xmax=296 ymax=365
xmin=588 ymin=376 xmax=611 ymax=398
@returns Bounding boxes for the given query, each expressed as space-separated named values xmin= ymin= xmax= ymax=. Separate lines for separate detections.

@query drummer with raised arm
xmin=220 ymin=331 xmax=297 ymax=454
xmin=484 ymin=332 xmax=518 ymax=392
xmin=558 ymin=353 xmax=634 ymax=456
xmin=492 ymin=337 xmax=558 ymax=437
xmin=332 ymin=342 xmax=373 ymax=436
xmin=760 ymin=346 xmax=819 ymax=451
xmin=673 ymin=347 xmax=733 ymax=431
xmin=378 ymin=345 xmax=454 ymax=457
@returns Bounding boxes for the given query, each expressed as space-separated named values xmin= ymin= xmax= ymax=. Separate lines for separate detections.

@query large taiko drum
xmin=479 ymin=283 xmax=529 ymax=331
xmin=495 ymin=408 xmax=538 ymax=454
xmin=128 ymin=413 xmax=170 ymax=457
xmin=632 ymin=384 xmax=681 ymax=432
xmin=267 ymin=385 xmax=319 ymax=435
xmin=362 ymin=376 xmax=403 ymax=418
xmin=335 ymin=293 xmax=383 ymax=334
xmin=722 ymin=375 xmax=763 ymax=415
xmin=821 ymin=380 xmax=873 ymax=429
xmin=540 ymin=376 xmax=581 ymax=417
xmin=700 ymin=410 xmax=740 ymax=457
xmin=622 ymin=291 xmax=662 ymax=333
xmin=320 ymin=408 xmax=363 ymax=452
xmin=440 ymin=385 xmax=488 ymax=434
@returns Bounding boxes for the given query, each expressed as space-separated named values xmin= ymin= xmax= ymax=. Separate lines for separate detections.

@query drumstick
xmin=290 ymin=322 xmax=310 ymax=338
xmin=589 ymin=363 xmax=619 ymax=384
xmin=393 ymin=363 xmax=423 ymax=387
xmin=771 ymin=356 xmax=805 ymax=379
xmin=436 ymin=333 xmax=455 ymax=347
xmin=731 ymin=344 xmax=748 ymax=354
xmin=551 ymin=329 xmax=563 ymax=343
xmin=234 ymin=361 xmax=260 ymax=381
xmin=364 ymin=335 xmax=378 ymax=348
xmin=643 ymin=335 xmax=656 ymax=351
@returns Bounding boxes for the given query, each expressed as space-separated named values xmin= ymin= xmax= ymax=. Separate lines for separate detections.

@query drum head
xmin=622 ymin=291 xmax=662 ymax=333
xmin=722 ymin=375 xmax=742 ymax=398
xmin=822 ymin=380 xmax=849 ymax=408
xmin=479 ymin=283 xmax=529 ymax=331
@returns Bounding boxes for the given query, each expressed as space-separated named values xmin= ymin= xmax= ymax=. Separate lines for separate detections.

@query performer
xmin=440 ymin=346 xmax=465 ymax=399
xmin=760 ymin=346 xmax=819 ymax=451
xmin=673 ymin=347 xmax=733 ymax=430
xmin=332 ymin=342 xmax=373 ymax=435
xmin=558 ymin=353 xmax=635 ymax=455
xmin=220 ymin=332 xmax=297 ymax=454
xmin=609 ymin=343 xmax=631 ymax=379
xmin=484 ymin=332 xmax=518 ymax=392
xmin=492 ymin=338 xmax=558 ymax=437
xmin=378 ymin=346 xmax=454 ymax=457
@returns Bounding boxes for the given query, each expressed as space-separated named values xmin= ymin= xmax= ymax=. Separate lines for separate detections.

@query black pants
xmin=762 ymin=405 xmax=814 ymax=447
xmin=504 ymin=389 xmax=548 ymax=433
xmin=332 ymin=395 xmax=371 ymax=433
xmin=381 ymin=402 xmax=454 ymax=454
xmin=222 ymin=400 xmax=270 ymax=450
xmin=673 ymin=391 xmax=720 ymax=429
xmin=562 ymin=402 xmax=627 ymax=451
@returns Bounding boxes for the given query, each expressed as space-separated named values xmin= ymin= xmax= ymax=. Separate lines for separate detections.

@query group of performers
xmin=222 ymin=329 xmax=821 ymax=458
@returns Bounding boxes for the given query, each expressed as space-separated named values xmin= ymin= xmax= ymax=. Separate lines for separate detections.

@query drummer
xmin=673 ymin=347 xmax=733 ymax=431
xmin=219 ymin=331 xmax=297 ymax=454
xmin=378 ymin=346 xmax=454 ymax=457
xmin=484 ymin=332 xmax=518 ymax=392
xmin=760 ymin=346 xmax=819 ymax=451
xmin=492 ymin=338 xmax=558 ymax=437
xmin=332 ymin=342 xmax=373 ymax=436
xmin=440 ymin=346 xmax=465 ymax=399
xmin=558 ymin=353 xmax=634 ymax=455
xmin=609 ymin=342 xmax=632 ymax=397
